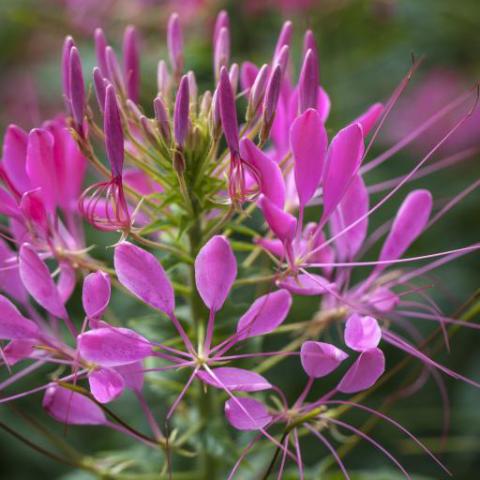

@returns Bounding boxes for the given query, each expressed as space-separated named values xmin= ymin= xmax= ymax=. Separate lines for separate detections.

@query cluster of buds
xmin=0 ymin=9 xmax=479 ymax=479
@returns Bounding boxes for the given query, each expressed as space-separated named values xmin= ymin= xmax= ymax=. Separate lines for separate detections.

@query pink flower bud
xmin=174 ymin=75 xmax=190 ymax=147
xmin=68 ymin=46 xmax=85 ymax=132
xmin=167 ymin=13 xmax=183 ymax=77
xmin=153 ymin=96 xmax=171 ymax=143
xmin=104 ymin=85 xmax=124 ymax=178
xmin=94 ymin=28 xmax=108 ymax=77
xmin=298 ymin=49 xmax=319 ymax=113
xmin=123 ymin=25 xmax=140 ymax=103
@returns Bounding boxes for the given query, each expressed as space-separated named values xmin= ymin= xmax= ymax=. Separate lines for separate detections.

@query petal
xmin=224 ymin=397 xmax=272 ymax=431
xmin=322 ymin=123 xmax=364 ymax=222
xmin=0 ymin=294 xmax=39 ymax=340
xmin=300 ymin=341 xmax=348 ymax=378
xmin=43 ymin=385 xmax=107 ymax=425
xmin=290 ymin=108 xmax=328 ymax=208
xmin=236 ymin=289 xmax=292 ymax=340
xmin=344 ymin=314 xmax=382 ymax=352
xmin=337 ymin=348 xmax=385 ymax=393
xmin=114 ymin=241 xmax=175 ymax=316
xmin=89 ymin=367 xmax=125 ymax=403
xmin=0 ymin=238 xmax=27 ymax=303
xmin=2 ymin=124 xmax=30 ymax=193
xmin=57 ymin=261 xmax=76 ymax=304
xmin=240 ymin=138 xmax=286 ymax=208
xmin=197 ymin=367 xmax=272 ymax=392
xmin=3 ymin=339 xmax=36 ymax=365
xmin=330 ymin=174 xmax=369 ymax=261
xmin=277 ymin=274 xmax=334 ymax=296
xmin=377 ymin=189 xmax=432 ymax=268
xmin=115 ymin=361 xmax=144 ymax=391
xmin=259 ymin=195 xmax=297 ymax=243
xmin=195 ymin=235 xmax=237 ymax=312
xmin=82 ymin=271 xmax=111 ymax=319
xmin=19 ymin=244 xmax=67 ymax=319
xmin=354 ymin=102 xmax=384 ymax=137
xmin=367 ymin=287 xmax=399 ymax=313
xmin=25 ymin=129 xmax=57 ymax=213
xmin=78 ymin=327 xmax=152 ymax=367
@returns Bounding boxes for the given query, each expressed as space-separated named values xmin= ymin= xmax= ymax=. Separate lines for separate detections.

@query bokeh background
xmin=0 ymin=0 xmax=479 ymax=478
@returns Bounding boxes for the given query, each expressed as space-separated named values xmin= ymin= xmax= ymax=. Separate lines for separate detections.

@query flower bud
xmin=246 ymin=64 xmax=269 ymax=120
xmin=68 ymin=46 xmax=85 ymax=133
xmin=61 ymin=36 xmax=74 ymax=108
xmin=273 ymin=21 xmax=293 ymax=63
xmin=106 ymin=46 xmax=125 ymax=95
xmin=219 ymin=67 xmax=239 ymax=155
xmin=299 ymin=49 xmax=319 ymax=113
xmin=260 ymin=65 xmax=282 ymax=144
xmin=123 ymin=25 xmax=140 ymax=102
xmin=94 ymin=28 xmax=108 ymax=77
xmin=93 ymin=67 xmax=106 ymax=113
xmin=157 ymin=60 xmax=170 ymax=99
xmin=174 ymin=75 xmax=190 ymax=148
xmin=104 ymin=85 xmax=124 ymax=178
xmin=153 ymin=96 xmax=171 ymax=144
xmin=167 ymin=13 xmax=183 ymax=78
xmin=213 ymin=10 xmax=229 ymax=46
xmin=214 ymin=27 xmax=230 ymax=82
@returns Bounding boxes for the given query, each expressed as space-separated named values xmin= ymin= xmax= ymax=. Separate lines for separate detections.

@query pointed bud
xmin=104 ymin=85 xmax=124 ymax=178
xmin=157 ymin=60 xmax=170 ymax=99
xmin=214 ymin=27 xmax=230 ymax=81
xmin=209 ymin=89 xmax=222 ymax=140
xmin=303 ymin=30 xmax=318 ymax=62
xmin=273 ymin=21 xmax=293 ymax=63
xmin=213 ymin=10 xmax=229 ymax=45
xmin=229 ymin=63 xmax=239 ymax=94
xmin=106 ymin=46 xmax=125 ymax=94
xmin=61 ymin=36 xmax=74 ymax=107
xmin=93 ymin=67 xmax=107 ymax=113
xmin=299 ymin=49 xmax=319 ymax=113
xmin=219 ymin=67 xmax=239 ymax=154
xmin=167 ymin=13 xmax=183 ymax=77
xmin=68 ymin=47 xmax=85 ymax=132
xmin=240 ymin=61 xmax=259 ymax=92
xmin=123 ymin=25 xmax=140 ymax=102
xmin=94 ymin=28 xmax=108 ymax=77
xmin=187 ymin=70 xmax=198 ymax=110
xmin=153 ymin=96 xmax=171 ymax=143
xmin=200 ymin=90 xmax=212 ymax=117
xmin=260 ymin=65 xmax=282 ymax=144
xmin=274 ymin=45 xmax=289 ymax=74
xmin=247 ymin=64 xmax=269 ymax=120
xmin=174 ymin=75 xmax=190 ymax=147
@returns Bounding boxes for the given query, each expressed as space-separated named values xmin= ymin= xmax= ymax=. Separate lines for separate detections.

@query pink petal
xmin=290 ymin=108 xmax=328 ymax=208
xmin=82 ymin=271 xmax=111 ymax=319
xmin=78 ymin=327 xmax=152 ymax=367
xmin=330 ymin=174 xmax=369 ymax=261
xmin=195 ymin=235 xmax=237 ymax=312
xmin=240 ymin=138 xmax=286 ymax=208
xmin=367 ymin=287 xmax=399 ymax=313
xmin=344 ymin=314 xmax=382 ymax=352
xmin=224 ymin=397 xmax=272 ymax=431
xmin=0 ymin=187 xmax=21 ymax=218
xmin=114 ymin=242 xmax=175 ymax=316
xmin=25 ymin=129 xmax=57 ymax=213
xmin=3 ymin=339 xmax=36 ymax=365
xmin=57 ymin=261 xmax=76 ymax=304
xmin=236 ymin=289 xmax=292 ymax=340
xmin=1 ymin=124 xmax=30 ymax=194
xmin=43 ymin=385 xmax=107 ymax=425
xmin=378 ymin=189 xmax=432 ymax=268
xmin=197 ymin=367 xmax=272 ymax=392
xmin=116 ymin=361 xmax=144 ymax=391
xmin=354 ymin=102 xmax=384 ymax=137
xmin=19 ymin=243 xmax=67 ymax=319
xmin=89 ymin=367 xmax=125 ymax=403
xmin=277 ymin=274 xmax=334 ymax=296
xmin=300 ymin=341 xmax=348 ymax=378
xmin=0 ymin=294 xmax=39 ymax=340
xmin=255 ymin=238 xmax=285 ymax=258
xmin=337 ymin=348 xmax=385 ymax=393
xmin=0 ymin=239 xmax=27 ymax=303
xmin=259 ymin=195 xmax=297 ymax=243
xmin=322 ymin=123 xmax=364 ymax=222
xmin=19 ymin=189 xmax=48 ymax=232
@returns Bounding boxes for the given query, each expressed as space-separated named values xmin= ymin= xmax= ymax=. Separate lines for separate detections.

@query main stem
xmin=188 ymin=206 xmax=217 ymax=479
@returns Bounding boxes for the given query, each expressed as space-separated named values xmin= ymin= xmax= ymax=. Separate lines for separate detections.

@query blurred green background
xmin=0 ymin=0 xmax=479 ymax=479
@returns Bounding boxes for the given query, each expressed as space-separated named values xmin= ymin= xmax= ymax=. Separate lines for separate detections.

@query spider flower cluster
xmin=0 ymin=9 xmax=478 ymax=479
